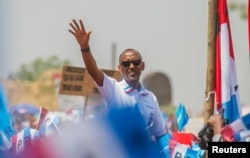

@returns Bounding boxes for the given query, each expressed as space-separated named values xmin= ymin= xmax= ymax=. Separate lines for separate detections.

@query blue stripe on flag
xmin=23 ymin=128 xmax=31 ymax=146
xmin=185 ymin=147 xmax=199 ymax=158
xmin=175 ymin=103 xmax=189 ymax=132
xmin=222 ymin=94 xmax=242 ymax=124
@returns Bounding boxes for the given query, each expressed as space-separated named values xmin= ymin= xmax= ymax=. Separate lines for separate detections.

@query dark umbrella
xmin=9 ymin=104 xmax=40 ymax=115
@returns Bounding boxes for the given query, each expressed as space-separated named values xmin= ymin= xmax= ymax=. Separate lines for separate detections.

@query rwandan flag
xmin=215 ymin=0 xmax=242 ymax=124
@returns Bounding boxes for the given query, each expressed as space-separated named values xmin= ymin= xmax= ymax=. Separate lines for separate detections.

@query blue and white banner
xmin=175 ymin=103 xmax=189 ymax=132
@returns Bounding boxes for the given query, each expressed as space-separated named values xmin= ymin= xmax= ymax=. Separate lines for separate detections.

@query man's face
xmin=118 ymin=50 xmax=145 ymax=85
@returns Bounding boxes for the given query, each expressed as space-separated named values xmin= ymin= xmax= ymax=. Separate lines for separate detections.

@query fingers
xmin=68 ymin=29 xmax=75 ymax=35
xmin=69 ymin=19 xmax=78 ymax=32
xmin=73 ymin=19 xmax=80 ymax=30
xmin=79 ymin=19 xmax=86 ymax=33
xmin=68 ymin=19 xmax=86 ymax=34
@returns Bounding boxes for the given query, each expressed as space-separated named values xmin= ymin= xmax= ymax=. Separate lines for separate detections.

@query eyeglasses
xmin=121 ymin=59 xmax=142 ymax=67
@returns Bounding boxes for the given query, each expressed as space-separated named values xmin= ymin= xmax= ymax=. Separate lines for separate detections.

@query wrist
xmin=213 ymin=126 xmax=222 ymax=134
xmin=81 ymin=47 xmax=90 ymax=53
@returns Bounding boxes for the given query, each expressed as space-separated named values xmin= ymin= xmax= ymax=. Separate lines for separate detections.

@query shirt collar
xmin=121 ymin=79 xmax=148 ymax=95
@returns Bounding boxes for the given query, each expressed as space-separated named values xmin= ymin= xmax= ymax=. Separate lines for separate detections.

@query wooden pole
xmin=111 ymin=43 xmax=117 ymax=69
xmin=83 ymin=95 xmax=89 ymax=119
xmin=204 ymin=0 xmax=217 ymax=123
xmin=204 ymin=3 xmax=217 ymax=157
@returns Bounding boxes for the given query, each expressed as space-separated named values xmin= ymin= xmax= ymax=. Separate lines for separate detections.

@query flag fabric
xmin=10 ymin=129 xmax=25 ymax=154
xmin=157 ymin=133 xmax=172 ymax=157
xmin=175 ymin=103 xmax=189 ymax=132
xmin=168 ymin=137 xmax=204 ymax=158
xmin=10 ymin=127 xmax=40 ymax=154
xmin=215 ymin=0 xmax=241 ymax=124
xmin=169 ymin=132 xmax=204 ymax=157
xmin=171 ymin=132 xmax=198 ymax=147
xmin=0 ymin=83 xmax=16 ymax=151
xmin=234 ymin=130 xmax=250 ymax=142
xmin=9 ymin=127 xmax=58 ymax=158
xmin=0 ymin=131 xmax=12 ymax=151
xmin=221 ymin=112 xmax=250 ymax=142
xmin=170 ymin=140 xmax=198 ymax=158
xmin=191 ymin=143 xmax=205 ymax=158
xmin=36 ymin=107 xmax=60 ymax=136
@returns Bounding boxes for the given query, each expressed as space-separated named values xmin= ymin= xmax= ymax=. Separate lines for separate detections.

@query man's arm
xmin=68 ymin=19 xmax=104 ymax=86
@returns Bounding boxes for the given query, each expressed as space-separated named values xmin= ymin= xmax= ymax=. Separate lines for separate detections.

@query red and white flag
xmin=221 ymin=112 xmax=250 ymax=142
xmin=169 ymin=139 xmax=198 ymax=158
xmin=36 ymin=107 xmax=60 ymax=136
xmin=10 ymin=127 xmax=40 ymax=155
xmin=215 ymin=0 xmax=242 ymax=124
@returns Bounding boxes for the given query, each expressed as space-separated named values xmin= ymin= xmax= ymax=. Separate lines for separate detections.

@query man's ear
xmin=118 ymin=64 xmax=122 ymax=72
xmin=141 ymin=61 xmax=145 ymax=71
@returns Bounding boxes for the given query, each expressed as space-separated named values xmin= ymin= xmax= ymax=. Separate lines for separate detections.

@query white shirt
xmin=96 ymin=74 xmax=167 ymax=137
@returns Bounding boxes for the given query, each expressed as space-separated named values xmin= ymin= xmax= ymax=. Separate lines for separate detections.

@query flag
xmin=36 ymin=107 xmax=60 ymax=136
xmin=170 ymin=141 xmax=198 ymax=158
xmin=0 ymin=131 xmax=11 ymax=151
xmin=171 ymin=132 xmax=198 ymax=147
xmin=221 ymin=112 xmax=250 ymax=142
xmin=10 ymin=129 xmax=25 ymax=154
xmin=157 ymin=133 xmax=172 ymax=157
xmin=191 ymin=143 xmax=205 ymax=158
xmin=10 ymin=127 xmax=40 ymax=154
xmin=234 ymin=130 xmax=250 ymax=142
xmin=175 ymin=103 xmax=189 ymax=132
xmin=0 ymin=83 xmax=16 ymax=151
xmin=215 ymin=0 xmax=241 ymax=124
xmin=9 ymin=127 xmax=57 ymax=158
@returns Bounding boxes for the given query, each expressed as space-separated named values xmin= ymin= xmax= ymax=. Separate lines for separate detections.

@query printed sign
xmin=59 ymin=65 xmax=122 ymax=96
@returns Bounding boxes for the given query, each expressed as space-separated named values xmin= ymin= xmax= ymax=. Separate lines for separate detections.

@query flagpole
xmin=204 ymin=0 xmax=217 ymax=123
xmin=204 ymin=1 xmax=217 ymax=157
xmin=83 ymin=95 xmax=89 ymax=119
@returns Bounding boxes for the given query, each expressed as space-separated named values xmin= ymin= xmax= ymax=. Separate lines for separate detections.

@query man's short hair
xmin=119 ymin=49 xmax=142 ymax=63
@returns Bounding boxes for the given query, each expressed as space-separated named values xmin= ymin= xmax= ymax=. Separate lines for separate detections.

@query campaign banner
xmin=59 ymin=66 xmax=121 ymax=96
